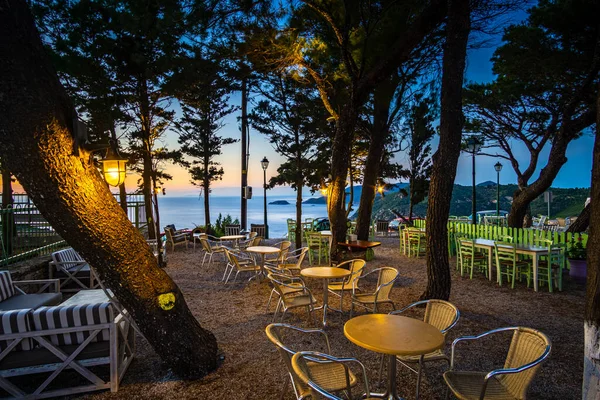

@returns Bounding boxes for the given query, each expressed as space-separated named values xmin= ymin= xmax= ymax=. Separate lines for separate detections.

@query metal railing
xmin=1 ymin=192 xmax=149 ymax=267
xmin=0 ymin=206 xmax=66 ymax=267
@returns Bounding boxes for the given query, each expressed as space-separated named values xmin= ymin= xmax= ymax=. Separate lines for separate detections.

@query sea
xmin=158 ymin=195 xmax=328 ymax=238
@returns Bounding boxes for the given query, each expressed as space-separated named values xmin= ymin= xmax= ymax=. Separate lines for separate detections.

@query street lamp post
xmin=466 ymin=136 xmax=483 ymax=225
xmin=494 ymin=162 xmax=503 ymax=217
xmin=261 ymin=157 xmax=269 ymax=239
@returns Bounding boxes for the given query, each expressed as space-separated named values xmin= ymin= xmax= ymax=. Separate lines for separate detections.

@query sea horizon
xmin=158 ymin=195 xmax=329 ymax=238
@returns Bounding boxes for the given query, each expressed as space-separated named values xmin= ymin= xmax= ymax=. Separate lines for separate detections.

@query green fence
xmin=413 ymin=219 xmax=587 ymax=256
xmin=0 ymin=206 xmax=66 ymax=267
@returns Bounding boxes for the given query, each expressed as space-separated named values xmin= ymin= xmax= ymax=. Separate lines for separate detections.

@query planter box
xmin=569 ymin=259 xmax=587 ymax=281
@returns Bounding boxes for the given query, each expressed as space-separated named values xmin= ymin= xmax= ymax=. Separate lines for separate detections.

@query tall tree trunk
xmin=140 ymin=96 xmax=156 ymax=239
xmin=295 ymin=180 xmax=303 ymax=249
xmin=506 ymin=136 xmax=571 ymax=227
xmin=583 ymin=83 xmax=600 ymax=399
xmin=0 ymin=0 xmax=218 ymax=378
xmin=408 ymin=196 xmax=414 ymax=223
xmin=328 ymin=106 xmax=358 ymax=260
xmin=204 ymin=181 xmax=210 ymax=228
xmin=567 ymin=202 xmax=591 ymax=233
xmin=422 ymin=0 xmax=470 ymax=300
xmin=356 ymin=82 xmax=393 ymax=241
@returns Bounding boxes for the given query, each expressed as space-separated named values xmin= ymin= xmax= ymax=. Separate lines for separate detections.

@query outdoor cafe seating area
xmin=0 ymin=216 xmax=586 ymax=399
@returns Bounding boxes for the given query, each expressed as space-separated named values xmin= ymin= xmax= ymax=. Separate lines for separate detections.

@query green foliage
xmin=565 ymin=236 xmax=587 ymax=260
xmin=404 ymin=94 xmax=436 ymax=212
xmin=213 ymin=214 xmax=240 ymax=237
xmin=249 ymin=73 xmax=330 ymax=192
xmin=173 ymin=51 xmax=238 ymax=200
xmin=368 ymin=183 xmax=590 ymax=220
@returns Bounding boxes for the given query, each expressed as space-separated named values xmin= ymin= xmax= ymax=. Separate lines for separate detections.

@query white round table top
xmin=246 ymin=246 xmax=280 ymax=254
xmin=320 ymin=230 xmax=332 ymax=236
xmin=301 ymin=267 xmax=351 ymax=279
xmin=220 ymin=235 xmax=246 ymax=240
xmin=344 ymin=314 xmax=444 ymax=356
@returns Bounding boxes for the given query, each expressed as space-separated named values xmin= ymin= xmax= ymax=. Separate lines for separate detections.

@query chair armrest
xmin=477 ymin=344 xmax=551 ymax=400
xmin=389 ymin=300 xmax=429 ymax=315
xmin=274 ymin=323 xmax=331 ymax=353
xmin=450 ymin=327 xmax=519 ymax=369
xmin=13 ymin=279 xmax=60 ymax=294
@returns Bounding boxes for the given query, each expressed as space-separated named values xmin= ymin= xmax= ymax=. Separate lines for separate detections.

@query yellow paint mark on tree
xmin=158 ymin=292 xmax=176 ymax=310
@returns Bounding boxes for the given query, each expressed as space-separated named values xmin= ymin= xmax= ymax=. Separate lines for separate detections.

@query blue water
xmin=158 ymin=196 xmax=328 ymax=238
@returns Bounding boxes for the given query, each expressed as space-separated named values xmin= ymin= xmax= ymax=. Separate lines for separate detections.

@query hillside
xmin=364 ymin=184 xmax=589 ymax=220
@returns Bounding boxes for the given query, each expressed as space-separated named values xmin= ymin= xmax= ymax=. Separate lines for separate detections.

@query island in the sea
xmin=269 ymin=200 xmax=290 ymax=205
xmin=303 ymin=197 xmax=327 ymax=205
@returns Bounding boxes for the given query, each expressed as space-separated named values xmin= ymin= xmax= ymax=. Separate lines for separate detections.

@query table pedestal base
xmin=368 ymin=354 xmax=404 ymax=400
xmin=314 ymin=278 xmax=345 ymax=327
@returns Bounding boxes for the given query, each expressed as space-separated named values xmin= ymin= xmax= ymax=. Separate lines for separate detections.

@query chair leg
xmin=266 ymin=289 xmax=277 ymax=312
xmin=272 ymin=301 xmax=282 ymax=322
xmin=415 ymin=356 xmax=424 ymax=400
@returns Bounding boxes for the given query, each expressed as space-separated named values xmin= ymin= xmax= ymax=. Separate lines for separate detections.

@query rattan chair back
xmin=423 ymin=300 xmax=460 ymax=335
xmin=375 ymin=267 xmax=399 ymax=301
xmin=501 ymin=328 xmax=551 ymax=398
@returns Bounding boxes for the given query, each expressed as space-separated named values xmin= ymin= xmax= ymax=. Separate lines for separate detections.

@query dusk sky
xmin=127 ymin=2 xmax=594 ymax=197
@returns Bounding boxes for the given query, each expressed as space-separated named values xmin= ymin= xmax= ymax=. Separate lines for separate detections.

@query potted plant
xmin=566 ymin=236 xmax=587 ymax=281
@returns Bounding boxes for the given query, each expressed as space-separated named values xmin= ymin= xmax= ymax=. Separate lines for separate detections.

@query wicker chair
xmin=265 ymin=241 xmax=292 ymax=266
xmin=223 ymin=249 xmax=260 ymax=283
xmin=239 ymin=232 xmax=258 ymax=249
xmin=380 ymin=299 xmax=460 ymax=399
xmin=265 ymin=323 xmax=359 ymax=400
xmin=444 ymin=327 xmax=551 ymax=400
xmin=350 ymin=267 xmax=398 ymax=317
xmin=200 ymin=236 xmax=227 ymax=268
xmin=277 ymin=247 xmax=309 ymax=274
xmin=268 ymin=271 xmax=316 ymax=324
xmin=292 ymin=351 xmax=376 ymax=400
xmin=327 ymin=259 xmax=366 ymax=312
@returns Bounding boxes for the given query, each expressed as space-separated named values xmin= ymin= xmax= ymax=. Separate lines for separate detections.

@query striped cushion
xmin=0 ymin=309 xmax=34 ymax=352
xmin=33 ymin=303 xmax=114 ymax=346
xmin=52 ymin=248 xmax=87 ymax=271
xmin=0 ymin=271 xmax=15 ymax=302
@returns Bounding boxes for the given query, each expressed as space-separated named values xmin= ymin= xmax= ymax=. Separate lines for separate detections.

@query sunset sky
xmin=149 ymin=17 xmax=595 ymax=197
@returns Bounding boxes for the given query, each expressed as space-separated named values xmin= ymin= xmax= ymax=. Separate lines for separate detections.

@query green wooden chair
xmin=407 ymin=229 xmax=426 ymax=258
xmin=306 ymin=232 xmax=329 ymax=265
xmin=536 ymin=239 xmax=564 ymax=292
xmin=459 ymin=239 xmax=487 ymax=279
xmin=494 ymin=242 xmax=530 ymax=288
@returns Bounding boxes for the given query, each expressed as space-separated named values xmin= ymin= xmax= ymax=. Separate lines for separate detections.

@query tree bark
xmin=422 ymin=0 xmax=471 ymax=300
xmin=583 ymin=83 xmax=600 ymax=399
xmin=204 ymin=160 xmax=211 ymax=228
xmin=140 ymin=81 xmax=157 ymax=239
xmin=567 ymin=202 xmax=591 ymax=233
xmin=356 ymin=82 xmax=394 ymax=241
xmin=0 ymin=0 xmax=218 ymax=378
xmin=328 ymin=106 xmax=358 ymax=260
xmin=506 ymin=134 xmax=571 ymax=227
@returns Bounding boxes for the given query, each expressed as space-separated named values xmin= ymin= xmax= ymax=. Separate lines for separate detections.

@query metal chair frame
xmin=380 ymin=299 xmax=460 ymax=399
xmin=445 ymin=327 xmax=552 ymax=400
xmin=265 ymin=323 xmax=331 ymax=400
xmin=291 ymin=351 xmax=371 ymax=400
xmin=349 ymin=267 xmax=398 ymax=317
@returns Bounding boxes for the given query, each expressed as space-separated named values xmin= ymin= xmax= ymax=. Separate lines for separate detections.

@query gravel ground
xmin=85 ymin=237 xmax=585 ymax=400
